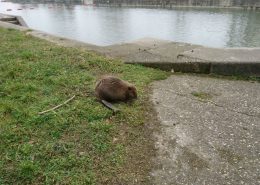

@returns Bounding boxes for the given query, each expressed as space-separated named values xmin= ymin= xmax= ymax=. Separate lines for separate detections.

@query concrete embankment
xmin=102 ymin=38 xmax=260 ymax=77
xmin=93 ymin=0 xmax=260 ymax=9
xmin=0 ymin=13 xmax=28 ymax=27
xmin=0 ymin=17 xmax=259 ymax=77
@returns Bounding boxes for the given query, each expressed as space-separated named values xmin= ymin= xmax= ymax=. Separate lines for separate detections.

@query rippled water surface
xmin=1 ymin=0 xmax=260 ymax=47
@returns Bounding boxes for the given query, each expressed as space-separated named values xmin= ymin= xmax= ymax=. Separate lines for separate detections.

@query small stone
xmin=79 ymin=152 xmax=85 ymax=156
xmin=113 ymin=138 xmax=118 ymax=143
xmin=28 ymin=140 xmax=34 ymax=144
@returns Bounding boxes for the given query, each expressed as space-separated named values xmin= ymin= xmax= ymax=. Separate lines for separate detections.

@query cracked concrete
xmin=151 ymin=75 xmax=260 ymax=185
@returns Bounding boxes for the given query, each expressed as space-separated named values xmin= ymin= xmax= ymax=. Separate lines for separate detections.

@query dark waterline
xmin=1 ymin=0 xmax=260 ymax=47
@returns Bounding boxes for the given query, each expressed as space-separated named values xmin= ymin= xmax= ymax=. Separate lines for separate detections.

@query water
xmin=0 ymin=0 xmax=260 ymax=47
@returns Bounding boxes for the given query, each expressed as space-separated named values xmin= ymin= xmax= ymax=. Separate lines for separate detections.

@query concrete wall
xmin=93 ymin=0 xmax=260 ymax=9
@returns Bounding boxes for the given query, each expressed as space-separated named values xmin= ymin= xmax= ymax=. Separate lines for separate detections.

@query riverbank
xmin=111 ymin=38 xmax=260 ymax=77
xmin=1 ymin=17 xmax=259 ymax=77
xmin=0 ymin=27 xmax=168 ymax=184
xmin=93 ymin=0 xmax=260 ymax=10
xmin=94 ymin=4 xmax=260 ymax=10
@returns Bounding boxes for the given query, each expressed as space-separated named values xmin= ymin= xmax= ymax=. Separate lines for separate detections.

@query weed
xmin=191 ymin=91 xmax=213 ymax=100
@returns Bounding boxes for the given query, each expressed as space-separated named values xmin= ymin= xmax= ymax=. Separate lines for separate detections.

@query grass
xmin=0 ymin=28 xmax=168 ymax=184
xmin=191 ymin=91 xmax=213 ymax=100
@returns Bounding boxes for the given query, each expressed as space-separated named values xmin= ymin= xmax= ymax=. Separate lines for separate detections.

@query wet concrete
xmin=151 ymin=75 xmax=260 ymax=185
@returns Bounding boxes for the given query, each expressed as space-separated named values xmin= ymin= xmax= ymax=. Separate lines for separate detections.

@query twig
xmin=0 ymin=92 xmax=10 ymax=97
xmin=38 ymin=95 xmax=76 ymax=115
xmin=101 ymin=100 xmax=120 ymax=113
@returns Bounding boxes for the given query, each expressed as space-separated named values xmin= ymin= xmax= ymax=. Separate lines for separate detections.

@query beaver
xmin=95 ymin=76 xmax=137 ymax=103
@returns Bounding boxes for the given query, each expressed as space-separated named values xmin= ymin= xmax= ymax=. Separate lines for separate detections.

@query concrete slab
xmin=16 ymin=15 xmax=28 ymax=27
xmin=148 ymin=42 xmax=201 ymax=61
xmin=129 ymin=37 xmax=171 ymax=47
xmin=102 ymin=38 xmax=171 ymax=58
xmin=0 ymin=20 xmax=28 ymax=31
xmin=123 ymin=41 xmax=205 ymax=72
xmin=0 ymin=13 xmax=28 ymax=27
xmin=151 ymin=75 xmax=260 ymax=185
xmin=179 ymin=48 xmax=260 ymax=76
xmin=123 ymin=50 xmax=172 ymax=63
xmin=0 ymin=13 xmax=15 ymax=21
xmin=181 ymin=47 xmax=260 ymax=62
xmin=121 ymin=41 xmax=200 ymax=63
xmin=101 ymin=43 xmax=150 ymax=58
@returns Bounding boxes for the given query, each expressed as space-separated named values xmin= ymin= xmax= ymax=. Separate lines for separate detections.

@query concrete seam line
xmin=165 ymin=89 xmax=260 ymax=118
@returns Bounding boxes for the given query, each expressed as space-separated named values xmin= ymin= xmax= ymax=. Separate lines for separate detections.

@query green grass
xmin=0 ymin=28 xmax=168 ymax=184
xmin=191 ymin=91 xmax=213 ymax=100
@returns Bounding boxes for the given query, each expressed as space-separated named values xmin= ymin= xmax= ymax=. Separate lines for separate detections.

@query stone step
xmin=7 ymin=20 xmax=19 ymax=25
xmin=0 ymin=17 xmax=16 ymax=22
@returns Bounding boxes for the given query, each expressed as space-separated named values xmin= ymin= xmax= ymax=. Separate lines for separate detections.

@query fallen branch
xmin=38 ymin=95 xmax=76 ymax=115
xmin=0 ymin=92 xmax=9 ymax=96
xmin=101 ymin=100 xmax=120 ymax=113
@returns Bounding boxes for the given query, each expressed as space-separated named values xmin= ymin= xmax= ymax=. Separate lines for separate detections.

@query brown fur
xmin=95 ymin=76 xmax=137 ymax=103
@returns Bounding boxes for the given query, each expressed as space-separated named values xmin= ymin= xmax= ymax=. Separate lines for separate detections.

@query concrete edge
xmin=129 ymin=61 xmax=260 ymax=76
xmin=126 ymin=61 xmax=211 ymax=74
xmin=176 ymin=50 xmax=260 ymax=76
xmin=0 ymin=20 xmax=28 ymax=31
xmin=27 ymin=29 xmax=103 ymax=51
xmin=0 ymin=13 xmax=28 ymax=27
xmin=0 ymin=20 xmax=104 ymax=52
xmin=210 ymin=62 xmax=260 ymax=76
xmin=15 ymin=15 xmax=28 ymax=27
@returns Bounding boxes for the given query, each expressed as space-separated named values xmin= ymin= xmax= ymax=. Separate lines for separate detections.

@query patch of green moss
xmin=191 ymin=91 xmax=213 ymax=100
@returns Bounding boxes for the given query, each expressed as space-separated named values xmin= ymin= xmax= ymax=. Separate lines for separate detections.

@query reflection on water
xmin=0 ymin=0 xmax=260 ymax=47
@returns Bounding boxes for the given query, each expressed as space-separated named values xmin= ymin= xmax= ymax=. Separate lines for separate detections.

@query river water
xmin=0 ymin=0 xmax=260 ymax=47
